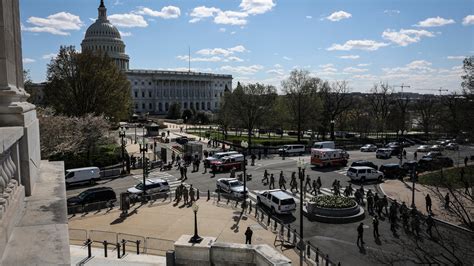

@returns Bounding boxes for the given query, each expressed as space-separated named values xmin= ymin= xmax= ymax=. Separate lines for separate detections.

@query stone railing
xmin=0 ymin=127 xmax=22 ymax=220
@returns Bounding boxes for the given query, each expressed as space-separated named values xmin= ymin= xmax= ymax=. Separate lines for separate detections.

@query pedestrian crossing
xmin=335 ymin=167 xmax=349 ymax=175
xmin=131 ymin=171 xmax=191 ymax=192
xmin=246 ymin=186 xmax=375 ymax=204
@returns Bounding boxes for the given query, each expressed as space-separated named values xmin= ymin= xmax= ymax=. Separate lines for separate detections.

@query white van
xmin=205 ymin=151 xmax=238 ymax=162
xmin=256 ymin=189 xmax=296 ymax=214
xmin=127 ymin=178 xmax=170 ymax=196
xmin=278 ymin=144 xmax=305 ymax=156
xmin=347 ymin=166 xmax=384 ymax=182
xmin=65 ymin=167 xmax=101 ymax=185
xmin=312 ymin=141 xmax=335 ymax=149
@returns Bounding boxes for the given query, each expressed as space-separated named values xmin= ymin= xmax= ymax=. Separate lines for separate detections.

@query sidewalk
xmin=68 ymin=200 xmax=306 ymax=265
xmin=380 ymin=179 xmax=473 ymax=225
xmin=70 ymin=245 xmax=166 ymax=265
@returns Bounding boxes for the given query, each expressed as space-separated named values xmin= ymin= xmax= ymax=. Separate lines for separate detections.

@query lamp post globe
xmin=190 ymin=203 xmax=203 ymax=243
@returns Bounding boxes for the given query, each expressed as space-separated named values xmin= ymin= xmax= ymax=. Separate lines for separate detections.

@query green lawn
xmin=418 ymin=165 xmax=474 ymax=188
xmin=188 ymin=130 xmax=307 ymax=146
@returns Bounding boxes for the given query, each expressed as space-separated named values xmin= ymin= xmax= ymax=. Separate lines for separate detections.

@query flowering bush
xmin=310 ymin=195 xmax=356 ymax=209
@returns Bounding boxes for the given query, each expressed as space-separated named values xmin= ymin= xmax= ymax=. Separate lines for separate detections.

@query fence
xmin=68 ymin=228 xmax=174 ymax=257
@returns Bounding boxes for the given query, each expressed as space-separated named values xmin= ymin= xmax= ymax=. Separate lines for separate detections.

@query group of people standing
xmin=261 ymin=169 xmax=323 ymax=196
xmin=174 ymin=183 xmax=197 ymax=206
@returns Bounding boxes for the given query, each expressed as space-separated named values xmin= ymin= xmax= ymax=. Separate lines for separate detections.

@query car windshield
xmin=77 ymin=191 xmax=89 ymax=200
xmin=229 ymin=181 xmax=242 ymax=187
xmin=135 ymin=183 xmax=144 ymax=190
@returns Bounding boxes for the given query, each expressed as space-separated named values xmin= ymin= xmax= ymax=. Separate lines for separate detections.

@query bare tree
xmin=367 ymin=83 xmax=393 ymax=138
xmin=226 ymin=83 xmax=277 ymax=152
xmin=319 ymin=81 xmax=352 ymax=140
xmin=415 ymin=95 xmax=439 ymax=136
xmin=281 ymin=69 xmax=322 ymax=142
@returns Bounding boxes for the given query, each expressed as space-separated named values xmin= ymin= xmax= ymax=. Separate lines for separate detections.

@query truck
xmin=210 ymin=154 xmax=244 ymax=172
xmin=310 ymin=148 xmax=348 ymax=167
xmin=312 ymin=141 xmax=335 ymax=149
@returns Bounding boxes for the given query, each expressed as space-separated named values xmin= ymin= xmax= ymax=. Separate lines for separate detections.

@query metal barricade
xmin=118 ymin=233 xmax=146 ymax=254
xmin=145 ymin=237 xmax=175 ymax=256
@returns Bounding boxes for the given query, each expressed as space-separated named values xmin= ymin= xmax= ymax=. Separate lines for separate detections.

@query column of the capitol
xmin=0 ymin=0 xmax=41 ymax=197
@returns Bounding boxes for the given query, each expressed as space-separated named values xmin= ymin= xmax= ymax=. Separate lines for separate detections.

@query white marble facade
xmin=127 ymin=70 xmax=232 ymax=115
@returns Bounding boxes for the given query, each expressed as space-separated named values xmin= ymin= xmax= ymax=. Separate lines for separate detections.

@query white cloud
xmin=383 ymin=10 xmax=400 ymax=16
xmin=214 ymin=11 xmax=248 ymax=26
xmin=267 ymin=69 xmax=284 ymax=75
xmin=219 ymin=27 xmax=227 ymax=32
xmin=231 ymin=31 xmax=236 ymax=35
xmin=119 ymin=31 xmax=132 ymax=37
xmin=109 ymin=13 xmax=148 ymax=28
xmin=319 ymin=63 xmax=334 ymax=68
xmin=357 ymin=63 xmax=370 ymax=67
xmin=382 ymin=28 xmax=434 ymax=46
xmin=326 ymin=11 xmax=352 ymax=22
xmin=446 ymin=56 xmax=465 ymax=60
xmin=189 ymin=6 xmax=220 ymax=23
xmin=415 ymin=16 xmax=455 ymax=27
xmin=42 ymin=53 xmax=57 ymax=60
xmin=22 ymin=12 xmax=83 ymax=36
xmin=306 ymin=15 xmax=312 ymax=19
xmin=339 ymin=55 xmax=359 ymax=59
xmin=135 ymin=6 xmax=181 ymax=19
xmin=352 ymin=74 xmax=377 ymax=80
xmin=221 ymin=65 xmax=264 ymax=75
xmin=283 ymin=56 xmax=292 ymax=61
xmin=274 ymin=64 xmax=282 ymax=68
xmin=462 ymin=15 xmax=474 ymax=26
xmin=382 ymin=60 xmax=435 ymax=76
xmin=343 ymin=67 xmax=368 ymax=73
xmin=22 ymin=58 xmax=35 ymax=64
xmin=226 ymin=56 xmax=244 ymax=62
xmin=239 ymin=0 xmax=275 ymax=15
xmin=177 ymin=55 xmax=222 ymax=62
xmin=327 ymin=40 xmax=389 ymax=51
xmin=196 ymin=45 xmax=247 ymax=57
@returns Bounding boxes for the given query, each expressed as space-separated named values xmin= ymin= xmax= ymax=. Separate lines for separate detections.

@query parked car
xmin=127 ymin=178 xmax=170 ymax=196
xmin=351 ymin=160 xmax=378 ymax=170
xmin=445 ymin=143 xmax=459 ymax=150
xmin=257 ymin=189 xmax=296 ymax=215
xmin=216 ymin=178 xmax=247 ymax=198
xmin=430 ymin=145 xmax=444 ymax=152
xmin=416 ymin=145 xmax=431 ymax=152
xmin=418 ymin=156 xmax=454 ymax=172
xmin=376 ymin=148 xmax=392 ymax=159
xmin=402 ymin=160 xmax=418 ymax=173
xmin=379 ymin=164 xmax=407 ymax=179
xmin=175 ymin=136 xmax=188 ymax=145
xmin=65 ymin=166 xmax=101 ymax=185
xmin=387 ymin=144 xmax=402 ymax=155
xmin=346 ymin=166 xmax=384 ymax=182
xmin=287 ymin=131 xmax=303 ymax=137
xmin=422 ymin=151 xmax=442 ymax=159
xmin=278 ymin=144 xmax=305 ymax=156
xmin=360 ymin=144 xmax=377 ymax=152
xmin=67 ymin=187 xmax=116 ymax=207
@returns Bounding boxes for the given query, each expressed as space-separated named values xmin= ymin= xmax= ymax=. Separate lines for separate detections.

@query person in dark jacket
xmin=357 ymin=222 xmax=365 ymax=246
xmin=245 ymin=227 xmax=253 ymax=244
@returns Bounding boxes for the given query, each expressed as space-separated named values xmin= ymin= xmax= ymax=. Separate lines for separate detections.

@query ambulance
xmin=311 ymin=148 xmax=348 ymax=167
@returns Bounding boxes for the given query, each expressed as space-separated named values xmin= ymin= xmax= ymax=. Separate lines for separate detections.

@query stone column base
xmin=0 ymin=185 xmax=25 ymax=259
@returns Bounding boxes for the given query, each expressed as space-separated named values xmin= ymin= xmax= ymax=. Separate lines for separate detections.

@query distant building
xmin=25 ymin=82 xmax=46 ymax=106
xmin=81 ymin=0 xmax=232 ymax=116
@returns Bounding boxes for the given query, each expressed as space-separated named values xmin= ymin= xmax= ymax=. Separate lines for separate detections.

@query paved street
xmin=66 ymin=126 xmax=474 ymax=265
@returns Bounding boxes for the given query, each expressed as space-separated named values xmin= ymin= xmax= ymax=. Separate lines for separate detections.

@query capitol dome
xmin=81 ymin=0 xmax=129 ymax=71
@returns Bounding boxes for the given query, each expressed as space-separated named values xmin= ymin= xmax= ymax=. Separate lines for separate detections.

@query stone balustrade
xmin=0 ymin=127 xmax=22 ymax=220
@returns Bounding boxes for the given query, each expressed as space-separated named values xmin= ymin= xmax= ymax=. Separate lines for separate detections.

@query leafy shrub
xmin=310 ymin=195 xmax=356 ymax=209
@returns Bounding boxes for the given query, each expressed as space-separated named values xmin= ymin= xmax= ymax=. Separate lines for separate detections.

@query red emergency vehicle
xmin=311 ymin=148 xmax=348 ymax=167
xmin=210 ymin=154 xmax=244 ymax=172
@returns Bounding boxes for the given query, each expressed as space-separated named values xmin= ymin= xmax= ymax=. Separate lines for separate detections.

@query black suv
xmin=351 ymin=160 xmax=378 ymax=170
xmin=379 ymin=163 xmax=407 ymax=179
xmin=417 ymin=157 xmax=454 ymax=172
xmin=67 ymin=187 xmax=117 ymax=207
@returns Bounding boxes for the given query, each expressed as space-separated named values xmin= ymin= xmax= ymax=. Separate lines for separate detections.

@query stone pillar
xmin=0 ymin=0 xmax=41 ymax=196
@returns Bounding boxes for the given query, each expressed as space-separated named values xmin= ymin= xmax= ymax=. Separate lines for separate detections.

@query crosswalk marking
xmin=131 ymin=172 xmax=192 ymax=191
xmin=247 ymin=187 xmax=374 ymax=204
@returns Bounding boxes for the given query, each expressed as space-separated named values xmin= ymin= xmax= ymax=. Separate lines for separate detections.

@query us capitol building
xmin=82 ymin=0 xmax=233 ymax=115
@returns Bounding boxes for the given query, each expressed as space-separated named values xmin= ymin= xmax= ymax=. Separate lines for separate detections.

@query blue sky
xmin=20 ymin=0 xmax=474 ymax=93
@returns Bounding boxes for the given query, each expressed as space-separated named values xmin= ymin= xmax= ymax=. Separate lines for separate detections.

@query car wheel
xmin=378 ymin=176 xmax=383 ymax=182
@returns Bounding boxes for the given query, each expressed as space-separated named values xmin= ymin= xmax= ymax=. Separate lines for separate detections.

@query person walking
xmin=403 ymin=149 xmax=407 ymax=159
xmin=230 ymin=167 xmax=236 ymax=179
xmin=174 ymin=186 xmax=180 ymax=202
xmin=373 ymin=216 xmax=380 ymax=238
xmin=316 ymin=176 xmax=322 ymax=194
xmin=189 ymin=185 xmax=195 ymax=205
xmin=347 ymin=184 xmax=354 ymax=197
xmin=262 ymin=169 xmax=269 ymax=184
xmin=203 ymin=159 xmax=208 ymax=174
xmin=304 ymin=175 xmax=311 ymax=192
xmin=367 ymin=192 xmax=374 ymax=215
xmin=245 ymin=227 xmax=253 ymax=244
xmin=382 ymin=195 xmax=389 ymax=216
xmin=465 ymin=156 xmax=469 ymax=167
xmin=269 ymin=173 xmax=275 ymax=189
xmin=311 ymin=179 xmax=318 ymax=195
xmin=171 ymin=151 xmax=176 ymax=165
xmin=179 ymin=166 xmax=184 ymax=180
xmin=357 ymin=222 xmax=365 ymax=246
xmin=426 ymin=214 xmax=434 ymax=238
xmin=414 ymin=151 xmax=418 ymax=160
xmin=444 ymin=193 xmax=450 ymax=209
xmin=251 ymin=154 xmax=256 ymax=166
xmin=290 ymin=172 xmax=298 ymax=193
xmin=182 ymin=186 xmax=189 ymax=205
xmin=176 ymin=155 xmax=181 ymax=167
xmin=425 ymin=194 xmax=432 ymax=214
xmin=279 ymin=171 xmax=287 ymax=190
xmin=183 ymin=165 xmax=188 ymax=180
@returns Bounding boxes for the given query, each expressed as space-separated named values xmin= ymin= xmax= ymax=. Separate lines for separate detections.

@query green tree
xmin=44 ymin=46 xmax=131 ymax=122
xmin=181 ymin=109 xmax=193 ymax=123
xmin=167 ymin=102 xmax=181 ymax=119
xmin=462 ymin=56 xmax=473 ymax=95
xmin=282 ymin=69 xmax=322 ymax=142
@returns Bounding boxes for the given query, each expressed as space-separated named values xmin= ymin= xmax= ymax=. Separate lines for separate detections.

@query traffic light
xmin=144 ymin=158 xmax=150 ymax=175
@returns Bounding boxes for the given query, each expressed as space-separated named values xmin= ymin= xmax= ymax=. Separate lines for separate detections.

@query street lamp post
xmin=297 ymin=158 xmax=305 ymax=266
xmin=241 ymin=141 xmax=249 ymax=202
xmin=119 ymin=127 xmax=126 ymax=174
xmin=411 ymin=165 xmax=417 ymax=208
xmin=189 ymin=203 xmax=203 ymax=243
xmin=330 ymin=120 xmax=335 ymax=141
xmin=139 ymin=139 xmax=148 ymax=202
